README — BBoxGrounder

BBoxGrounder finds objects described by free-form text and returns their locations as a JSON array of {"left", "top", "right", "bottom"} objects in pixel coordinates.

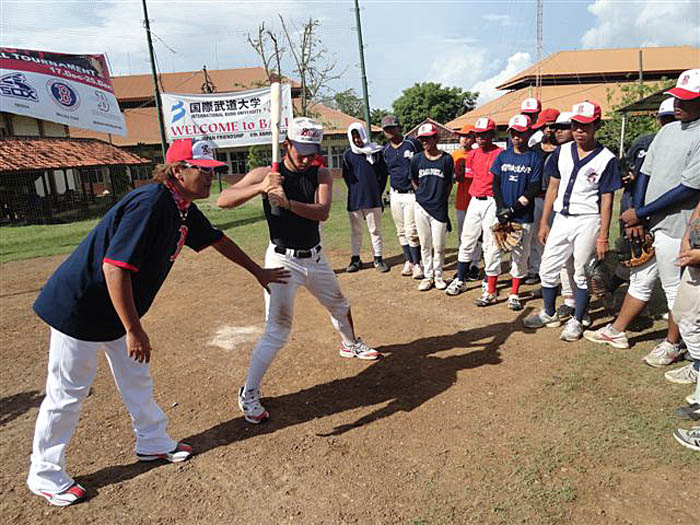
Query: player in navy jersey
[
  {"left": 491, "top": 114, "right": 544, "bottom": 311},
  {"left": 27, "top": 139, "right": 288, "bottom": 507},
  {"left": 411, "top": 123, "right": 454, "bottom": 291},
  {"left": 382, "top": 114, "right": 424, "bottom": 279},
  {"left": 342, "top": 122, "right": 389, "bottom": 273}
]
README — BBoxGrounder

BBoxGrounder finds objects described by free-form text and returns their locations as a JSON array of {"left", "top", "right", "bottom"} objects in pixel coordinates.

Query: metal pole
[
  {"left": 536, "top": 0, "right": 543, "bottom": 98},
  {"left": 638, "top": 49, "right": 644, "bottom": 100},
  {"left": 619, "top": 113, "right": 627, "bottom": 158},
  {"left": 353, "top": 0, "right": 372, "bottom": 136},
  {"left": 141, "top": 0, "right": 168, "bottom": 159}
]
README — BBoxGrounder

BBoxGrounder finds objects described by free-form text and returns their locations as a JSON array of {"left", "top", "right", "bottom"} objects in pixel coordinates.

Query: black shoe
[
  {"left": 524, "top": 272, "right": 540, "bottom": 285},
  {"left": 466, "top": 266, "right": 481, "bottom": 282},
  {"left": 347, "top": 257, "right": 362, "bottom": 273},
  {"left": 675, "top": 403, "right": 700, "bottom": 421},
  {"left": 374, "top": 257, "right": 389, "bottom": 273}
]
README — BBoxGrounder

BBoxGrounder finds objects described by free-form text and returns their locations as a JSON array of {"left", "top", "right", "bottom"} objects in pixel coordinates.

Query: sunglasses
[{"left": 183, "top": 163, "right": 214, "bottom": 174}]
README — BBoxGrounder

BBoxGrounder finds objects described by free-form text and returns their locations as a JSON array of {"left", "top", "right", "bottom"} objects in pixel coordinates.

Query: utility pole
[
  {"left": 141, "top": 0, "right": 168, "bottom": 159},
  {"left": 353, "top": 0, "right": 372, "bottom": 136},
  {"left": 536, "top": 0, "right": 543, "bottom": 98}
]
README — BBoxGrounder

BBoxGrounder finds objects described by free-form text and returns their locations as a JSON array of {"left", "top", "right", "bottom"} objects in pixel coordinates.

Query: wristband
[{"left": 596, "top": 238, "right": 609, "bottom": 244}]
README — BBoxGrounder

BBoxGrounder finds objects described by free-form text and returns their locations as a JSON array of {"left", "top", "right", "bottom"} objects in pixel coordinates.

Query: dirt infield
[{"left": 1, "top": 248, "right": 697, "bottom": 524}]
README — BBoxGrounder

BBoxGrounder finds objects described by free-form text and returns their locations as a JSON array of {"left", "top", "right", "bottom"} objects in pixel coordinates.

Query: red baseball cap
[
  {"left": 665, "top": 69, "right": 700, "bottom": 100},
  {"left": 520, "top": 98, "right": 541, "bottom": 114},
  {"left": 532, "top": 108, "right": 561, "bottom": 129},
  {"left": 571, "top": 101, "right": 602, "bottom": 124},
  {"left": 507, "top": 114, "right": 531, "bottom": 132},
  {"left": 165, "top": 139, "right": 226, "bottom": 168},
  {"left": 417, "top": 122, "right": 439, "bottom": 137},
  {"left": 473, "top": 117, "right": 496, "bottom": 133}
]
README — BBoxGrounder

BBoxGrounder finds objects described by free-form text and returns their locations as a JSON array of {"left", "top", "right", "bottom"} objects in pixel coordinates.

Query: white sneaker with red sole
[
  {"left": 339, "top": 338, "right": 381, "bottom": 360},
  {"left": 137, "top": 442, "right": 193, "bottom": 463},
  {"left": 30, "top": 482, "right": 87, "bottom": 507}
]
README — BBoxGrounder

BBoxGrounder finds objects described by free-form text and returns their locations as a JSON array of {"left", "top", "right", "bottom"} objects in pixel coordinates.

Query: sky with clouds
[{"left": 1, "top": 1, "right": 698, "bottom": 111}]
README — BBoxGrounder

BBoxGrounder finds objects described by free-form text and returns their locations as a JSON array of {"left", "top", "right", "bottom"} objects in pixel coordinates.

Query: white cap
[
  {"left": 507, "top": 114, "right": 531, "bottom": 131},
  {"left": 288, "top": 117, "right": 324, "bottom": 155},
  {"left": 665, "top": 69, "right": 700, "bottom": 100},
  {"left": 553, "top": 111, "right": 573, "bottom": 127},
  {"left": 520, "top": 97, "right": 541, "bottom": 113},
  {"left": 657, "top": 98, "right": 675, "bottom": 117}
]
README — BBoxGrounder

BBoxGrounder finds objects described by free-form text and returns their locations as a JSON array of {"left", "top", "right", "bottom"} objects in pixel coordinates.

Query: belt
[
  {"left": 274, "top": 244, "right": 322, "bottom": 258},
  {"left": 474, "top": 196, "right": 492, "bottom": 200},
  {"left": 392, "top": 188, "right": 414, "bottom": 194}
]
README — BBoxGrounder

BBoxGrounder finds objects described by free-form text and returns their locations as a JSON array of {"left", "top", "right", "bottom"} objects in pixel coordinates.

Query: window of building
[
  {"left": 230, "top": 151, "right": 248, "bottom": 174},
  {"left": 329, "top": 145, "right": 344, "bottom": 169}
]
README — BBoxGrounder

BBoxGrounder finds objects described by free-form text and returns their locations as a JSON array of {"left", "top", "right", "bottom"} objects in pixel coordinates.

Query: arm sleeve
[
  {"left": 376, "top": 153, "right": 389, "bottom": 192},
  {"left": 598, "top": 157, "right": 623, "bottom": 194},
  {"left": 490, "top": 157, "right": 505, "bottom": 209},
  {"left": 410, "top": 154, "right": 420, "bottom": 183},
  {"left": 184, "top": 204, "right": 224, "bottom": 252},
  {"left": 680, "top": 143, "right": 700, "bottom": 190},
  {"left": 103, "top": 198, "right": 159, "bottom": 272},
  {"left": 443, "top": 154, "right": 454, "bottom": 185},
  {"left": 639, "top": 134, "right": 657, "bottom": 177},
  {"left": 545, "top": 147, "right": 561, "bottom": 179},
  {"left": 341, "top": 151, "right": 355, "bottom": 185},
  {"left": 636, "top": 184, "right": 700, "bottom": 219},
  {"left": 632, "top": 173, "right": 650, "bottom": 209}
]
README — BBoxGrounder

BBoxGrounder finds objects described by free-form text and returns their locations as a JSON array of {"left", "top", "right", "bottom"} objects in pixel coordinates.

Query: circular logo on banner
[{"left": 46, "top": 80, "right": 81, "bottom": 111}]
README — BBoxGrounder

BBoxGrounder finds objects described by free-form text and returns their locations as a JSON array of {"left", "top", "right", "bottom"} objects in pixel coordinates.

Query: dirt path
[{"left": 1, "top": 250, "right": 697, "bottom": 524}]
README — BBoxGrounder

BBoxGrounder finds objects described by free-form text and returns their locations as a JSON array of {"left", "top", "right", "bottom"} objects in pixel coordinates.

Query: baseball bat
[{"left": 270, "top": 81, "right": 282, "bottom": 216}]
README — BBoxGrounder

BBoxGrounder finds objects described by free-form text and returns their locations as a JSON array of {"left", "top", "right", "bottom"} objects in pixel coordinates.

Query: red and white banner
[
  {"left": 0, "top": 47, "right": 126, "bottom": 136},
  {"left": 161, "top": 84, "right": 293, "bottom": 147}
]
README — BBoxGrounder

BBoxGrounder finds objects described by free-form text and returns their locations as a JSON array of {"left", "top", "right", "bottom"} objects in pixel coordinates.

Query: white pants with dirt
[
  {"left": 539, "top": 213, "right": 600, "bottom": 289},
  {"left": 414, "top": 203, "right": 447, "bottom": 280},
  {"left": 672, "top": 266, "right": 700, "bottom": 361},
  {"left": 504, "top": 223, "right": 533, "bottom": 279},
  {"left": 456, "top": 208, "right": 483, "bottom": 265},
  {"left": 560, "top": 258, "right": 577, "bottom": 304},
  {"left": 528, "top": 196, "right": 545, "bottom": 274},
  {"left": 349, "top": 207, "right": 383, "bottom": 257},
  {"left": 628, "top": 231, "right": 682, "bottom": 310},
  {"left": 458, "top": 197, "right": 500, "bottom": 277},
  {"left": 27, "top": 329, "right": 176, "bottom": 494},
  {"left": 245, "top": 244, "right": 355, "bottom": 391},
  {"left": 390, "top": 190, "right": 419, "bottom": 247}
]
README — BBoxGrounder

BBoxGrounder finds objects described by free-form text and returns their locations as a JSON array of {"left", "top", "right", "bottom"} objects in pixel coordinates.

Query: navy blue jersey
[
  {"left": 410, "top": 151, "right": 454, "bottom": 223},
  {"left": 625, "top": 133, "right": 655, "bottom": 181},
  {"left": 382, "top": 137, "right": 422, "bottom": 192},
  {"left": 33, "top": 183, "right": 223, "bottom": 341},
  {"left": 342, "top": 150, "right": 387, "bottom": 211},
  {"left": 491, "top": 148, "right": 543, "bottom": 224}
]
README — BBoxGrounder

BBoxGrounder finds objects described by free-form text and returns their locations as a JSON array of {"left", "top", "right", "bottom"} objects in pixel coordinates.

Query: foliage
[
  {"left": 325, "top": 88, "right": 364, "bottom": 119},
  {"left": 370, "top": 107, "right": 391, "bottom": 128},
  {"left": 247, "top": 145, "right": 268, "bottom": 170},
  {"left": 391, "top": 82, "right": 479, "bottom": 132},
  {"left": 596, "top": 79, "right": 675, "bottom": 155}
]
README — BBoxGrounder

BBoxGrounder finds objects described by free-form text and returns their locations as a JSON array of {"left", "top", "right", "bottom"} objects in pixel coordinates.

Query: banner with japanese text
[
  {"left": 161, "top": 84, "right": 293, "bottom": 147},
  {"left": 0, "top": 47, "right": 127, "bottom": 135}
]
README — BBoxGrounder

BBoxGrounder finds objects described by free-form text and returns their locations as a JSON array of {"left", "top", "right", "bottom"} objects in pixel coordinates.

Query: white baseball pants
[
  {"left": 27, "top": 328, "right": 176, "bottom": 493},
  {"left": 414, "top": 203, "right": 447, "bottom": 279},
  {"left": 390, "top": 190, "right": 419, "bottom": 247},
  {"left": 456, "top": 208, "right": 482, "bottom": 264},
  {"left": 539, "top": 213, "right": 600, "bottom": 289},
  {"left": 528, "top": 196, "right": 545, "bottom": 274},
  {"left": 458, "top": 197, "right": 501, "bottom": 277},
  {"left": 245, "top": 244, "right": 355, "bottom": 391},
  {"left": 348, "top": 207, "right": 383, "bottom": 257},
  {"left": 504, "top": 223, "right": 533, "bottom": 279},
  {"left": 672, "top": 266, "right": 700, "bottom": 361},
  {"left": 559, "top": 258, "right": 577, "bottom": 306},
  {"left": 628, "top": 231, "right": 682, "bottom": 310}
]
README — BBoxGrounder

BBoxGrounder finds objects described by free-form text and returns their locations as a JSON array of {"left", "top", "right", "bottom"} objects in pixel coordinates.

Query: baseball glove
[
  {"left": 615, "top": 230, "right": 655, "bottom": 267},
  {"left": 584, "top": 258, "right": 612, "bottom": 297},
  {"left": 491, "top": 221, "right": 523, "bottom": 253}
]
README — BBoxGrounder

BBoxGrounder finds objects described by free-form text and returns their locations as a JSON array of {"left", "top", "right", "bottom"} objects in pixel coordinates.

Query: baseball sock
[
  {"left": 487, "top": 275, "right": 497, "bottom": 294},
  {"left": 409, "top": 245, "right": 422, "bottom": 265},
  {"left": 401, "top": 244, "right": 411, "bottom": 262},
  {"left": 542, "top": 286, "right": 558, "bottom": 316},
  {"left": 573, "top": 285, "right": 590, "bottom": 322},
  {"left": 457, "top": 261, "right": 469, "bottom": 281},
  {"left": 511, "top": 277, "right": 521, "bottom": 295}
]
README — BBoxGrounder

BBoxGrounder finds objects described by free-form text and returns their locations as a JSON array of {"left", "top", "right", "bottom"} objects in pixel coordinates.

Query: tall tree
[
  {"left": 391, "top": 82, "right": 478, "bottom": 132},
  {"left": 325, "top": 88, "right": 364, "bottom": 118}
]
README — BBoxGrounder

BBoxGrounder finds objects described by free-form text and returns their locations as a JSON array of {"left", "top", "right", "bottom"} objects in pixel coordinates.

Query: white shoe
[
  {"left": 686, "top": 392, "right": 698, "bottom": 405},
  {"left": 672, "top": 426, "right": 700, "bottom": 452},
  {"left": 581, "top": 313, "right": 592, "bottom": 328},
  {"left": 339, "top": 337, "right": 381, "bottom": 360},
  {"left": 30, "top": 482, "right": 87, "bottom": 507},
  {"left": 643, "top": 340, "right": 684, "bottom": 368},
  {"left": 238, "top": 387, "right": 270, "bottom": 424},
  {"left": 560, "top": 317, "right": 584, "bottom": 342},
  {"left": 418, "top": 278, "right": 433, "bottom": 291},
  {"left": 507, "top": 294, "right": 523, "bottom": 311},
  {"left": 412, "top": 264, "right": 424, "bottom": 280},
  {"left": 434, "top": 277, "right": 448, "bottom": 290},
  {"left": 665, "top": 363, "right": 699, "bottom": 385},
  {"left": 445, "top": 279, "right": 467, "bottom": 296},
  {"left": 583, "top": 323, "right": 629, "bottom": 349},
  {"left": 401, "top": 261, "right": 413, "bottom": 276},
  {"left": 137, "top": 442, "right": 194, "bottom": 463},
  {"left": 523, "top": 309, "right": 561, "bottom": 328},
  {"left": 474, "top": 291, "right": 497, "bottom": 307}
]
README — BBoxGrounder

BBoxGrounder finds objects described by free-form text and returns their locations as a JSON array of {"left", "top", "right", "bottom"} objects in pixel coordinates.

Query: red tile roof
[{"left": 0, "top": 136, "right": 150, "bottom": 173}]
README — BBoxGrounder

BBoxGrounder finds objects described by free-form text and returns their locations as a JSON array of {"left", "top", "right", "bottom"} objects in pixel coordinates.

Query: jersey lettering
[{"left": 170, "top": 225, "right": 188, "bottom": 261}]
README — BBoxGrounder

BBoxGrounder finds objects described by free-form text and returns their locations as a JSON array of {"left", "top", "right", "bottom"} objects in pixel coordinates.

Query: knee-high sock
[
  {"left": 409, "top": 245, "right": 422, "bottom": 265},
  {"left": 542, "top": 286, "right": 558, "bottom": 316},
  {"left": 457, "top": 261, "right": 470, "bottom": 281},
  {"left": 574, "top": 285, "right": 590, "bottom": 322},
  {"left": 401, "top": 244, "right": 411, "bottom": 262}
]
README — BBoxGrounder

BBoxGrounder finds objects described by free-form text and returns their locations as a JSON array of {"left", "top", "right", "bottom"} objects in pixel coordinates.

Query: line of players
[{"left": 342, "top": 69, "right": 700, "bottom": 441}]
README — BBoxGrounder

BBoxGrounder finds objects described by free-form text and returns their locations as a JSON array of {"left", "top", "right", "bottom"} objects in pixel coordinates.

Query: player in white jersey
[{"left": 524, "top": 101, "right": 622, "bottom": 341}]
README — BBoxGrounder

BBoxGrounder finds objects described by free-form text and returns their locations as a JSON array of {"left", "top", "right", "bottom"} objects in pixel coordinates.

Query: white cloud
[
  {"left": 428, "top": 47, "right": 489, "bottom": 87},
  {"left": 481, "top": 14, "right": 512, "bottom": 26},
  {"left": 581, "top": 0, "right": 700, "bottom": 48},
  {"left": 471, "top": 52, "right": 532, "bottom": 103}
]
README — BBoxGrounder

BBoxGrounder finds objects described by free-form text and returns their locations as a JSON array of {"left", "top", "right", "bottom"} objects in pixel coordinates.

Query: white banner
[
  {"left": 161, "top": 84, "right": 293, "bottom": 147},
  {"left": 0, "top": 47, "right": 127, "bottom": 136}
]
